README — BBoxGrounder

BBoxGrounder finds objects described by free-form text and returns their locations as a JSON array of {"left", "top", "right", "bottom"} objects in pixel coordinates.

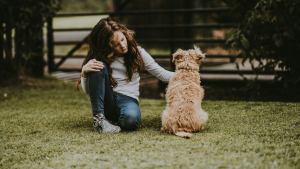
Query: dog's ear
[
  {"left": 194, "top": 45, "right": 205, "bottom": 60},
  {"left": 172, "top": 49, "right": 184, "bottom": 62}
]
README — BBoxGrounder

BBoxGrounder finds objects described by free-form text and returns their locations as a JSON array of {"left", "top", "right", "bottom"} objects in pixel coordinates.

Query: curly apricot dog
[{"left": 161, "top": 46, "right": 208, "bottom": 138}]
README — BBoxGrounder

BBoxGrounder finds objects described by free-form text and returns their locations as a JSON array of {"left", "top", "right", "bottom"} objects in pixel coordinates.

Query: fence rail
[
  {"left": 54, "top": 54, "right": 242, "bottom": 59},
  {"left": 55, "top": 7, "right": 232, "bottom": 17},
  {"left": 56, "top": 68, "right": 284, "bottom": 75},
  {"left": 53, "top": 23, "right": 237, "bottom": 32},
  {"left": 54, "top": 38, "right": 227, "bottom": 45},
  {"left": 48, "top": 5, "right": 273, "bottom": 77}
]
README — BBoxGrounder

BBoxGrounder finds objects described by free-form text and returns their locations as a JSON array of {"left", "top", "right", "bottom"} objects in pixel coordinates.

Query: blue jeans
[{"left": 87, "top": 61, "right": 141, "bottom": 130}]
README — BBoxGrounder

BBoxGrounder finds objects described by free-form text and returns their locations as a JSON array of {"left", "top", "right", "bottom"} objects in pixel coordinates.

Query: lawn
[{"left": 1, "top": 77, "right": 299, "bottom": 169}]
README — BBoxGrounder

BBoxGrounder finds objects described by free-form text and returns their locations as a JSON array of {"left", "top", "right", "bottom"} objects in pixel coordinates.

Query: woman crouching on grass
[{"left": 76, "top": 17, "right": 174, "bottom": 133}]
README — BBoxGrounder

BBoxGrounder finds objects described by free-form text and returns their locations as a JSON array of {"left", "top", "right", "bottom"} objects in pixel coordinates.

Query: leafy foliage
[
  {"left": 0, "top": 0, "right": 60, "bottom": 84},
  {"left": 226, "top": 0, "right": 300, "bottom": 93}
]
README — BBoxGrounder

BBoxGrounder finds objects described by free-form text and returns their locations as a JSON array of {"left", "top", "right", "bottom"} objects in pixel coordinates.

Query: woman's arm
[{"left": 138, "top": 47, "right": 174, "bottom": 83}]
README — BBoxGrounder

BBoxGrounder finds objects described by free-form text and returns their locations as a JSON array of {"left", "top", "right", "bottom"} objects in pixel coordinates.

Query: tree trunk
[
  {"left": 27, "top": 14, "right": 44, "bottom": 77},
  {"left": 0, "top": 6, "right": 17, "bottom": 84},
  {"left": 14, "top": 27, "right": 25, "bottom": 75},
  {"left": 0, "top": 20, "right": 3, "bottom": 61}
]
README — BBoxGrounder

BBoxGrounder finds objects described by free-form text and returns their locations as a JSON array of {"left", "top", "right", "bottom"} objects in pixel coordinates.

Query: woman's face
[{"left": 109, "top": 31, "right": 128, "bottom": 56}]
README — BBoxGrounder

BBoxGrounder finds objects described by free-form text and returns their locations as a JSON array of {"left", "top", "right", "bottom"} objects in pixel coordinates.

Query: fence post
[
  {"left": 170, "top": 0, "right": 175, "bottom": 71},
  {"left": 47, "top": 16, "right": 54, "bottom": 73},
  {"left": 158, "top": 0, "right": 175, "bottom": 98}
]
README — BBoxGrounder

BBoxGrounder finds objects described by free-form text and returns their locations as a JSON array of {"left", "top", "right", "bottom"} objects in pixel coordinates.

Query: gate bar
[{"left": 47, "top": 17, "right": 54, "bottom": 73}]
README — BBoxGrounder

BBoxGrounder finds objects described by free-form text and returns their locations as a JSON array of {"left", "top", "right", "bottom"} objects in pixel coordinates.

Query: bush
[
  {"left": 226, "top": 0, "right": 300, "bottom": 94},
  {"left": 0, "top": 0, "right": 60, "bottom": 84}
]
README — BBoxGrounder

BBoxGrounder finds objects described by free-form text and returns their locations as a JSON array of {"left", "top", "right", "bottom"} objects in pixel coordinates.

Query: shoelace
[{"left": 94, "top": 114, "right": 106, "bottom": 124}]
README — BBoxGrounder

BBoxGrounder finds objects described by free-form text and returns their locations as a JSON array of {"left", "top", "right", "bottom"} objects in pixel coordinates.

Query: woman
[{"left": 77, "top": 17, "right": 174, "bottom": 133}]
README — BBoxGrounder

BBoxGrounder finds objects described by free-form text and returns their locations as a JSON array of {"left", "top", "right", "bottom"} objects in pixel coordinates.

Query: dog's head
[{"left": 172, "top": 45, "right": 205, "bottom": 71}]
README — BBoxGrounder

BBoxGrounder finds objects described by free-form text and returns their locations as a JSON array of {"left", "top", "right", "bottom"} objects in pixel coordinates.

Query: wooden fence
[{"left": 47, "top": 5, "right": 280, "bottom": 76}]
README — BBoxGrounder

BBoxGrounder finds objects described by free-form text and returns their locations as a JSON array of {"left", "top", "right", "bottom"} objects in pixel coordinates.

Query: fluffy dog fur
[{"left": 161, "top": 46, "right": 208, "bottom": 138}]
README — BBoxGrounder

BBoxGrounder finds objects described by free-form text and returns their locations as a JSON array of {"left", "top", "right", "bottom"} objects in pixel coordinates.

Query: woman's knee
[
  {"left": 88, "top": 61, "right": 108, "bottom": 77},
  {"left": 119, "top": 110, "right": 141, "bottom": 130}
]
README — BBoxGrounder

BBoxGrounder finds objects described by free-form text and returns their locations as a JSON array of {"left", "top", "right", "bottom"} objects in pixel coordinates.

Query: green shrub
[
  {"left": 0, "top": 0, "right": 61, "bottom": 83},
  {"left": 226, "top": 0, "right": 300, "bottom": 93}
]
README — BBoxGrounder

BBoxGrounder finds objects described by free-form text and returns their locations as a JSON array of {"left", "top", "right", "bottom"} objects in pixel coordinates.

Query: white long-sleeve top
[{"left": 81, "top": 46, "right": 174, "bottom": 100}]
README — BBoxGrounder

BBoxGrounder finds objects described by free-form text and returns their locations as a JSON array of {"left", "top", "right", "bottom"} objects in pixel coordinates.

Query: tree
[
  {"left": 226, "top": 0, "right": 300, "bottom": 93},
  {"left": 0, "top": 0, "right": 60, "bottom": 85}
]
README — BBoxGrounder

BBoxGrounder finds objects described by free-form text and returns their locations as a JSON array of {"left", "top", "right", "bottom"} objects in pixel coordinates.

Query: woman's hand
[{"left": 82, "top": 59, "right": 105, "bottom": 78}]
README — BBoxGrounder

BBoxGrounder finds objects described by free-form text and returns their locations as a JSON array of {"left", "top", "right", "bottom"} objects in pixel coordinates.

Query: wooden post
[
  {"left": 47, "top": 17, "right": 54, "bottom": 73},
  {"left": 158, "top": 0, "right": 175, "bottom": 99},
  {"left": 200, "top": 0, "right": 207, "bottom": 38},
  {"left": 184, "top": 0, "right": 194, "bottom": 49},
  {"left": 170, "top": 0, "right": 175, "bottom": 71}
]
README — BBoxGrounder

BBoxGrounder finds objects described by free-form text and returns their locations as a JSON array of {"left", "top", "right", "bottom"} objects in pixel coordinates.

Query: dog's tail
[{"left": 175, "top": 132, "right": 192, "bottom": 138}]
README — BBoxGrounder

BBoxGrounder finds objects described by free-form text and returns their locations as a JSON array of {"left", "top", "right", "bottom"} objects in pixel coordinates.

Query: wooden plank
[
  {"left": 55, "top": 8, "right": 233, "bottom": 17},
  {"left": 53, "top": 23, "right": 237, "bottom": 32},
  {"left": 57, "top": 68, "right": 285, "bottom": 75},
  {"left": 54, "top": 54, "right": 243, "bottom": 59},
  {"left": 199, "top": 70, "right": 283, "bottom": 75},
  {"left": 54, "top": 38, "right": 227, "bottom": 45},
  {"left": 129, "top": 23, "right": 237, "bottom": 29}
]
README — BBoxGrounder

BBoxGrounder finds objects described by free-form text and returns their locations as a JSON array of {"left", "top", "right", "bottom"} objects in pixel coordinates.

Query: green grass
[{"left": 1, "top": 77, "right": 300, "bottom": 169}]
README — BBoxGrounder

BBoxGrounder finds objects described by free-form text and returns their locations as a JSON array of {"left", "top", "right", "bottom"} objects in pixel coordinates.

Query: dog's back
[
  {"left": 162, "top": 70, "right": 205, "bottom": 133},
  {"left": 161, "top": 46, "right": 208, "bottom": 138}
]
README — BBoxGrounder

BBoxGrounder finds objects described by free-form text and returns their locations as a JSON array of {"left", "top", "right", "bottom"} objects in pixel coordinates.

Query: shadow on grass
[
  {"left": 139, "top": 116, "right": 161, "bottom": 131},
  {"left": 56, "top": 114, "right": 163, "bottom": 133},
  {"left": 138, "top": 115, "right": 212, "bottom": 136},
  {"left": 56, "top": 117, "right": 93, "bottom": 132}
]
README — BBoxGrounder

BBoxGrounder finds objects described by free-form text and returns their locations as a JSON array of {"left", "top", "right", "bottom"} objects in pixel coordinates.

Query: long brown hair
[{"left": 76, "top": 17, "right": 145, "bottom": 90}]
